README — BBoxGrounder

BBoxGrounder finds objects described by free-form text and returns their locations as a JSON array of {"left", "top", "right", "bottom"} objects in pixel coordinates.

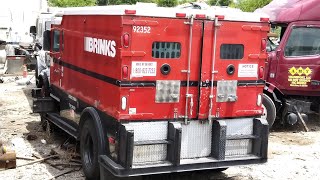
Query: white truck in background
[
  {"left": 0, "top": 0, "right": 49, "bottom": 73},
  {"left": 30, "top": 8, "right": 63, "bottom": 85},
  {"left": 0, "top": 8, "right": 12, "bottom": 64}
]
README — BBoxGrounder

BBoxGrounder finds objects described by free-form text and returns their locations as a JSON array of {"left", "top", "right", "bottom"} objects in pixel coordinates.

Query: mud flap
[
  {"left": 33, "top": 97, "right": 56, "bottom": 113},
  {"left": 253, "top": 118, "right": 269, "bottom": 159}
]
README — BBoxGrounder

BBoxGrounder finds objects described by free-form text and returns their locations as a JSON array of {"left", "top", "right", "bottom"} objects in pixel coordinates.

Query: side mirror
[
  {"left": 43, "top": 30, "right": 51, "bottom": 51},
  {"left": 30, "top": 26, "right": 36, "bottom": 34}
]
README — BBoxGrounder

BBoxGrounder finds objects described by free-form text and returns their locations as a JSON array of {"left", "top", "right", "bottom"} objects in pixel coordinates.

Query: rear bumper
[
  {"left": 99, "top": 155, "right": 267, "bottom": 177},
  {"left": 99, "top": 118, "right": 269, "bottom": 177}
]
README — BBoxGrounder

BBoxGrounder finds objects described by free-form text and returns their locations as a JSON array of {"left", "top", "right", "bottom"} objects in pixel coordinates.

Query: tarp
[{"left": 255, "top": 0, "right": 320, "bottom": 23}]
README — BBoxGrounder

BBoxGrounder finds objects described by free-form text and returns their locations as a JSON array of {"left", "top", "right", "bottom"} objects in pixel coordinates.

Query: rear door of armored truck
[
  {"left": 199, "top": 18, "right": 269, "bottom": 119},
  {"left": 120, "top": 15, "right": 269, "bottom": 120},
  {"left": 120, "top": 15, "right": 203, "bottom": 121}
]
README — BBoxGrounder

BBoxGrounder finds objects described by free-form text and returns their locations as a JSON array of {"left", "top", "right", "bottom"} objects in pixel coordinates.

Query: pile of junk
[{"left": 0, "top": 36, "right": 39, "bottom": 75}]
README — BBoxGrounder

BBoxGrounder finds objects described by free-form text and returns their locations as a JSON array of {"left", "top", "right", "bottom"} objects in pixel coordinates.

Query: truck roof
[
  {"left": 256, "top": 0, "right": 320, "bottom": 23},
  {"left": 57, "top": 3, "right": 268, "bottom": 23}
]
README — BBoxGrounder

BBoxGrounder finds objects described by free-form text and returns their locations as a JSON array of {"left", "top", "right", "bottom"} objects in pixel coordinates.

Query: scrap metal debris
[{"left": 0, "top": 144, "right": 16, "bottom": 170}]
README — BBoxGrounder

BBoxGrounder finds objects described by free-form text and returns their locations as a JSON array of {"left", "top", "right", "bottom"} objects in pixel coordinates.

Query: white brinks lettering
[{"left": 84, "top": 37, "right": 116, "bottom": 58}]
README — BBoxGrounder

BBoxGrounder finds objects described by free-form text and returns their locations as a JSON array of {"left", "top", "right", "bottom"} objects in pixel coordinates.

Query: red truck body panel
[
  {"left": 50, "top": 13, "right": 269, "bottom": 121},
  {"left": 34, "top": 6, "right": 271, "bottom": 178}
]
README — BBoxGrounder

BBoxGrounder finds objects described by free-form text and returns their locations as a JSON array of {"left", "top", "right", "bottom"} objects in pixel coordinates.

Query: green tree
[
  {"left": 235, "top": 0, "right": 272, "bottom": 12},
  {"left": 208, "top": 0, "right": 231, "bottom": 6},
  {"left": 157, "top": 0, "right": 178, "bottom": 7},
  {"left": 179, "top": 0, "right": 196, "bottom": 5},
  {"left": 49, "top": 0, "right": 96, "bottom": 7},
  {"left": 97, "top": 0, "right": 156, "bottom": 5},
  {"left": 97, "top": 0, "right": 107, "bottom": 5}
]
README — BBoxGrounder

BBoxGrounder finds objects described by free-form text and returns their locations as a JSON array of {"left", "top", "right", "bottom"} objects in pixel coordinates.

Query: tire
[
  {"left": 261, "top": 94, "right": 276, "bottom": 128},
  {"left": 80, "top": 119, "right": 100, "bottom": 180}
]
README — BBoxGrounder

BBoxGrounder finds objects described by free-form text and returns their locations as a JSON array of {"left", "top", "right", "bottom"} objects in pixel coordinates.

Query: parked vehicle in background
[
  {"left": 257, "top": 0, "right": 320, "bottom": 127},
  {"left": 30, "top": 8, "right": 64, "bottom": 85},
  {"left": 32, "top": 4, "right": 270, "bottom": 179},
  {"left": 30, "top": 12, "right": 54, "bottom": 85}
]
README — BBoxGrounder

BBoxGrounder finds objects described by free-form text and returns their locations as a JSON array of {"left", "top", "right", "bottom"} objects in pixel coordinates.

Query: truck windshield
[{"left": 284, "top": 27, "right": 320, "bottom": 57}]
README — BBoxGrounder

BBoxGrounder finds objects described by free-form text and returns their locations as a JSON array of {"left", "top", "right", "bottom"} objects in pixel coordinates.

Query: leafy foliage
[
  {"left": 49, "top": 0, "right": 96, "bottom": 7},
  {"left": 157, "top": 0, "right": 178, "bottom": 7},
  {"left": 50, "top": 0, "right": 271, "bottom": 12},
  {"left": 50, "top": 0, "right": 204, "bottom": 7},
  {"left": 208, "top": 0, "right": 231, "bottom": 6},
  {"left": 97, "top": 0, "right": 156, "bottom": 5},
  {"left": 179, "top": 0, "right": 196, "bottom": 4},
  {"left": 235, "top": 0, "right": 272, "bottom": 12}
]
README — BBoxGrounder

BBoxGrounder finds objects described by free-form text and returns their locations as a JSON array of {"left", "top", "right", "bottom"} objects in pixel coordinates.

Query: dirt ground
[{"left": 0, "top": 74, "right": 320, "bottom": 180}]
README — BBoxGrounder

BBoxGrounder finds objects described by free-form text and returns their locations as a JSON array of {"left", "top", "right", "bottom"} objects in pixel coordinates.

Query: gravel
[{"left": 0, "top": 75, "right": 319, "bottom": 180}]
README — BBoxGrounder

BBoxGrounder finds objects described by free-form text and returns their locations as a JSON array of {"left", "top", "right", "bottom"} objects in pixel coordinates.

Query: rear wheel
[
  {"left": 80, "top": 119, "right": 100, "bottom": 180},
  {"left": 261, "top": 94, "right": 276, "bottom": 128}
]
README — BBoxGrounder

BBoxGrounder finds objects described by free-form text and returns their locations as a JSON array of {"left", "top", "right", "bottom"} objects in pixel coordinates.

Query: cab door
[
  {"left": 274, "top": 22, "right": 320, "bottom": 96},
  {"left": 198, "top": 19, "right": 268, "bottom": 119}
]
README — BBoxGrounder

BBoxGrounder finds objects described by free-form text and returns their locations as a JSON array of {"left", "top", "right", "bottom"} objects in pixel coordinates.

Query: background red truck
[
  {"left": 257, "top": 0, "right": 320, "bottom": 127},
  {"left": 32, "top": 4, "right": 270, "bottom": 179}
]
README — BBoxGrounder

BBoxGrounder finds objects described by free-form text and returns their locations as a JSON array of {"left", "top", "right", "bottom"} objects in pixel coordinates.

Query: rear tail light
[
  {"left": 122, "top": 33, "right": 130, "bottom": 48},
  {"left": 121, "top": 96, "right": 127, "bottom": 110},
  {"left": 257, "top": 94, "right": 262, "bottom": 106},
  {"left": 108, "top": 136, "right": 118, "bottom": 159},
  {"left": 196, "top": 14, "right": 206, "bottom": 19},
  {"left": 176, "top": 13, "right": 186, "bottom": 18},
  {"left": 258, "top": 66, "right": 264, "bottom": 79},
  {"left": 215, "top": 15, "right": 225, "bottom": 20},
  {"left": 122, "top": 66, "right": 128, "bottom": 79},
  {"left": 261, "top": 38, "right": 267, "bottom": 52},
  {"left": 125, "top": 9, "right": 136, "bottom": 15},
  {"left": 260, "top": 17, "right": 269, "bottom": 22},
  {"left": 108, "top": 137, "right": 116, "bottom": 144}
]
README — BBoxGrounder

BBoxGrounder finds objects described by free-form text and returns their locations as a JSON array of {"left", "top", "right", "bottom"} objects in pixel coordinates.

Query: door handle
[
  {"left": 190, "top": 95, "right": 193, "bottom": 116},
  {"left": 311, "top": 80, "right": 320, "bottom": 86},
  {"left": 276, "top": 49, "right": 281, "bottom": 60},
  {"left": 186, "top": 94, "right": 194, "bottom": 116}
]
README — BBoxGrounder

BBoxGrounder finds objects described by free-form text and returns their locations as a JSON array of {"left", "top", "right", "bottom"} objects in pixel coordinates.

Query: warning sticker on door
[
  {"left": 131, "top": 61, "right": 157, "bottom": 77},
  {"left": 238, "top": 64, "right": 258, "bottom": 78}
]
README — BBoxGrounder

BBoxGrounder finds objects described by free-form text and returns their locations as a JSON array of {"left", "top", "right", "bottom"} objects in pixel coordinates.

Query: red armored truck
[{"left": 33, "top": 4, "right": 270, "bottom": 179}]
